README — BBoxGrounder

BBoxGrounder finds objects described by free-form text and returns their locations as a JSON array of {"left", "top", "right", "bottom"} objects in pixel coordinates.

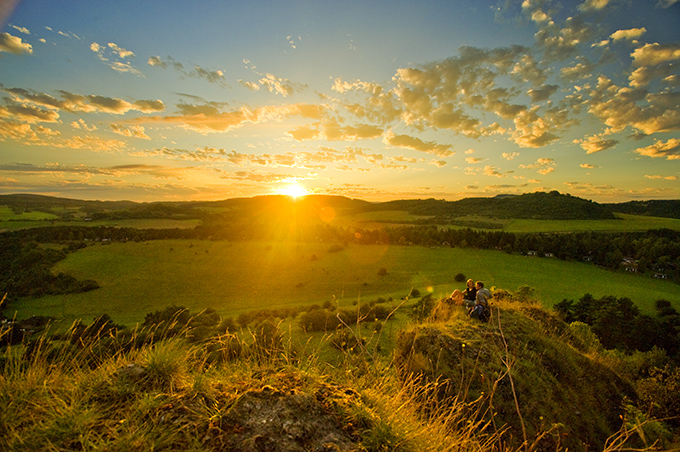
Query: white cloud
[{"left": 0, "top": 32, "right": 32, "bottom": 55}]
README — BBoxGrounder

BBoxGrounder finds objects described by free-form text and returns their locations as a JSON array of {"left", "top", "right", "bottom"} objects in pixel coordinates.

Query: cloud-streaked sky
[{"left": 1, "top": 0, "right": 679, "bottom": 202}]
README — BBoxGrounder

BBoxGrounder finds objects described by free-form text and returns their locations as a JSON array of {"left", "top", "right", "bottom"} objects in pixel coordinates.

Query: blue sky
[{"left": 0, "top": 0, "right": 679, "bottom": 202}]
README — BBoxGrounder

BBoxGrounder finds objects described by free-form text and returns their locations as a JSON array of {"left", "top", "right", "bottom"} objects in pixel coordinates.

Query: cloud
[
  {"left": 634, "top": 138, "right": 680, "bottom": 160},
  {"left": 632, "top": 43, "right": 680, "bottom": 67},
  {"left": 645, "top": 174, "right": 678, "bottom": 180},
  {"left": 577, "top": 0, "right": 611, "bottom": 12},
  {"left": 502, "top": 152, "right": 519, "bottom": 160},
  {"left": 256, "top": 73, "right": 304, "bottom": 96},
  {"left": 147, "top": 55, "right": 184, "bottom": 71},
  {"left": 560, "top": 61, "right": 594, "bottom": 81},
  {"left": 110, "top": 124, "right": 150, "bottom": 139},
  {"left": 0, "top": 32, "right": 32, "bottom": 55},
  {"left": 10, "top": 25, "right": 30, "bottom": 35},
  {"left": 527, "top": 84, "right": 559, "bottom": 102},
  {"left": 519, "top": 157, "right": 556, "bottom": 175},
  {"left": 465, "top": 157, "right": 483, "bottom": 164},
  {"left": 287, "top": 118, "right": 383, "bottom": 142},
  {"left": 382, "top": 131, "right": 453, "bottom": 157},
  {"left": 588, "top": 77, "right": 680, "bottom": 135},
  {"left": 240, "top": 80, "right": 260, "bottom": 91},
  {"left": 629, "top": 63, "right": 679, "bottom": 87},
  {"left": 511, "top": 107, "right": 560, "bottom": 147},
  {"left": 229, "top": 170, "right": 297, "bottom": 184},
  {"left": 574, "top": 134, "right": 619, "bottom": 153},
  {"left": 107, "top": 42, "right": 134, "bottom": 58},
  {"left": 580, "top": 163, "right": 598, "bottom": 168},
  {"left": 189, "top": 65, "right": 228, "bottom": 87},
  {"left": 3, "top": 88, "right": 165, "bottom": 119},
  {"left": 71, "top": 119, "right": 97, "bottom": 131},
  {"left": 534, "top": 15, "right": 597, "bottom": 61},
  {"left": 132, "top": 102, "right": 368, "bottom": 144},
  {"left": 0, "top": 102, "right": 60, "bottom": 123},
  {"left": 483, "top": 165, "right": 506, "bottom": 178},
  {"left": 91, "top": 41, "right": 142, "bottom": 76},
  {"left": 0, "top": 162, "right": 190, "bottom": 180},
  {"left": 610, "top": 28, "right": 646, "bottom": 42}
]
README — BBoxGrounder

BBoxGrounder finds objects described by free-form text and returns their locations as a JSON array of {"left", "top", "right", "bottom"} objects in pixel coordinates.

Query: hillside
[
  {"left": 605, "top": 200, "right": 680, "bottom": 219},
  {"left": 355, "top": 191, "right": 617, "bottom": 220},
  {"left": 1, "top": 295, "right": 676, "bottom": 451},
  {"left": 1, "top": 191, "right": 623, "bottom": 222},
  {"left": 0, "top": 193, "right": 138, "bottom": 212}
]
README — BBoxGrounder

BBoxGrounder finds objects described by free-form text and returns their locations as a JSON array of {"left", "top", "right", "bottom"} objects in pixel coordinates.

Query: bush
[
  {"left": 454, "top": 273, "right": 466, "bottom": 282},
  {"left": 330, "top": 329, "right": 365, "bottom": 352},
  {"left": 409, "top": 294, "right": 434, "bottom": 323},
  {"left": 299, "top": 309, "right": 340, "bottom": 332},
  {"left": 637, "top": 364, "right": 680, "bottom": 427}
]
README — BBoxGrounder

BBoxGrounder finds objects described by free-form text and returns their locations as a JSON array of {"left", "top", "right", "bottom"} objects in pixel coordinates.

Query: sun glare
[{"left": 280, "top": 183, "right": 308, "bottom": 199}]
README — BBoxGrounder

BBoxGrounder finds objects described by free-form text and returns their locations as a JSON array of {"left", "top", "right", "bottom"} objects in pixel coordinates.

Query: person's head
[
  {"left": 467, "top": 279, "right": 474, "bottom": 288},
  {"left": 476, "top": 281, "right": 484, "bottom": 289}
]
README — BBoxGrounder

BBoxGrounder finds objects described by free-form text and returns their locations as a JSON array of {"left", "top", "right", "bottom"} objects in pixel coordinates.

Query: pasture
[{"left": 8, "top": 239, "right": 679, "bottom": 328}]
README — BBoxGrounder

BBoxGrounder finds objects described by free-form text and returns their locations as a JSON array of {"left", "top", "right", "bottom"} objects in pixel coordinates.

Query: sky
[{"left": 0, "top": 0, "right": 679, "bottom": 203}]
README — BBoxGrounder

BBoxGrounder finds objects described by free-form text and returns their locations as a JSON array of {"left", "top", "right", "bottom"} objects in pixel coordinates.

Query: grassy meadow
[{"left": 8, "top": 239, "right": 679, "bottom": 328}]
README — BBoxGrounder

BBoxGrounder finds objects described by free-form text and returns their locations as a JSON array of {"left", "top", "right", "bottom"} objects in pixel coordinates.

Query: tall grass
[{"left": 1, "top": 296, "right": 670, "bottom": 452}]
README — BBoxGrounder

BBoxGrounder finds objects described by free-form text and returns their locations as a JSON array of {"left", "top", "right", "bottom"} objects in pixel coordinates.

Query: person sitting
[
  {"left": 449, "top": 289, "right": 464, "bottom": 306},
  {"left": 463, "top": 279, "right": 477, "bottom": 311},
  {"left": 471, "top": 281, "right": 492, "bottom": 322}
]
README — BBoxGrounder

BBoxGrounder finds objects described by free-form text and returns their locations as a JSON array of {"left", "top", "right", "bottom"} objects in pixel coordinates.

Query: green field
[
  {"left": 8, "top": 239, "right": 679, "bottom": 328},
  {"left": 0, "top": 218, "right": 201, "bottom": 231},
  {"left": 503, "top": 213, "right": 680, "bottom": 233}
]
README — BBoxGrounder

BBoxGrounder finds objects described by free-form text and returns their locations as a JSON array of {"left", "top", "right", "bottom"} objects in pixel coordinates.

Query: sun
[{"left": 279, "top": 183, "right": 308, "bottom": 199}]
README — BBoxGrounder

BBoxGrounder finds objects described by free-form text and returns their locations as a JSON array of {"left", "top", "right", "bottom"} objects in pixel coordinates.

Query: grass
[
  {"left": 1, "top": 295, "right": 669, "bottom": 451},
  {"left": 327, "top": 209, "right": 680, "bottom": 233},
  {"left": 0, "top": 218, "right": 201, "bottom": 231},
  {"left": 0, "top": 206, "right": 59, "bottom": 221},
  {"left": 0, "top": 320, "right": 513, "bottom": 452},
  {"left": 504, "top": 213, "right": 680, "bottom": 233},
  {"left": 7, "top": 239, "right": 679, "bottom": 329}
]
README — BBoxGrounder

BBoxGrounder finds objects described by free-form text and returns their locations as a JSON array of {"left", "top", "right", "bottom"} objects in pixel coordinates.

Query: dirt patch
[{"left": 212, "top": 385, "right": 361, "bottom": 452}]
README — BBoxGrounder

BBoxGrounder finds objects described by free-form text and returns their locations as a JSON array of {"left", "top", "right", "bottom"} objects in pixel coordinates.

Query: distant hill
[
  {"left": 6, "top": 192, "right": 680, "bottom": 222},
  {"left": 605, "top": 200, "right": 680, "bottom": 219},
  {"left": 0, "top": 194, "right": 138, "bottom": 212},
  {"left": 357, "top": 191, "right": 617, "bottom": 220}
]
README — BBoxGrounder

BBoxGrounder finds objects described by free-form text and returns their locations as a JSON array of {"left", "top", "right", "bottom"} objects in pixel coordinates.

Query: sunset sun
[{"left": 280, "top": 183, "right": 308, "bottom": 199}]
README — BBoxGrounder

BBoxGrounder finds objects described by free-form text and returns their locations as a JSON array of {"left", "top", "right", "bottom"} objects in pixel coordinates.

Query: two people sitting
[{"left": 450, "top": 279, "right": 491, "bottom": 322}]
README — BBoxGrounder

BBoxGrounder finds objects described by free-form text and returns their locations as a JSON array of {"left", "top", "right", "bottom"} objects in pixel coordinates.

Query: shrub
[
  {"left": 409, "top": 294, "right": 434, "bottom": 323},
  {"left": 330, "top": 329, "right": 365, "bottom": 352},
  {"left": 454, "top": 273, "right": 466, "bottom": 282},
  {"left": 299, "top": 309, "right": 340, "bottom": 332},
  {"left": 637, "top": 364, "right": 680, "bottom": 427}
]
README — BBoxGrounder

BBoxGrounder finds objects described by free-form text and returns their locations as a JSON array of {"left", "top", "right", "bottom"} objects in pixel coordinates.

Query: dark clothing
[{"left": 463, "top": 287, "right": 477, "bottom": 309}]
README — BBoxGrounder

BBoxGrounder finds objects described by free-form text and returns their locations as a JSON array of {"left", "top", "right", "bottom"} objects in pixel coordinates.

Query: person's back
[{"left": 472, "top": 281, "right": 491, "bottom": 321}]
